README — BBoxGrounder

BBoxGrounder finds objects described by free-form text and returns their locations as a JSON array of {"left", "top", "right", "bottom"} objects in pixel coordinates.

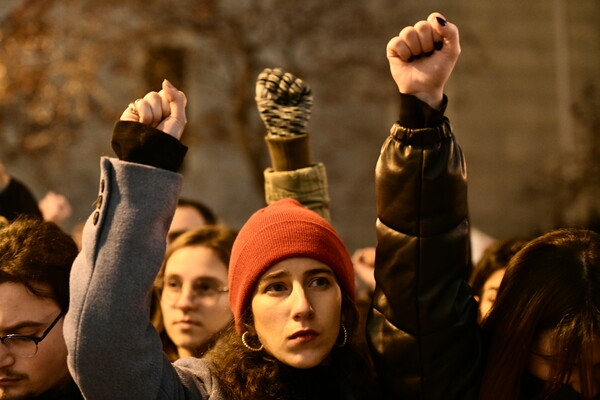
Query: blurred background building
[{"left": 0, "top": 0, "right": 598, "bottom": 252}]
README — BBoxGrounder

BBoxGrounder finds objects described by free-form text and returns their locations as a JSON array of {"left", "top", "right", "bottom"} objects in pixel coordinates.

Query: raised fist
[{"left": 255, "top": 67, "right": 313, "bottom": 136}]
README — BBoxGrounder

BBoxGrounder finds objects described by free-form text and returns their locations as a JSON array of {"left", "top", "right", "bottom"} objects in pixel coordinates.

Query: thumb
[{"left": 159, "top": 79, "right": 187, "bottom": 140}]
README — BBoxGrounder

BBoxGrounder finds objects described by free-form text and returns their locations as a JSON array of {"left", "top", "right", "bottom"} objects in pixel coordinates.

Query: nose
[
  {"left": 568, "top": 369, "right": 599, "bottom": 397},
  {"left": 0, "top": 342, "right": 16, "bottom": 368},
  {"left": 290, "top": 284, "right": 314, "bottom": 320},
  {"left": 174, "top": 286, "right": 196, "bottom": 312}
]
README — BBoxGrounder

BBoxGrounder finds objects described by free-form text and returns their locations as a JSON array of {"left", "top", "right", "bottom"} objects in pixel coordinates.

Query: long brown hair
[
  {"left": 480, "top": 228, "right": 600, "bottom": 399},
  {"left": 204, "top": 291, "right": 378, "bottom": 400}
]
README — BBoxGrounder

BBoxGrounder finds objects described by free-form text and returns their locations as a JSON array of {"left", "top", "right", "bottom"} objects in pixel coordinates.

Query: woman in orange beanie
[
  {"left": 65, "top": 12, "right": 480, "bottom": 400},
  {"left": 203, "top": 197, "right": 376, "bottom": 399}
]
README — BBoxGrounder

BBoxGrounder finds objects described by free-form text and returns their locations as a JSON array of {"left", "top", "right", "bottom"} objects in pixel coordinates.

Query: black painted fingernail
[
  {"left": 407, "top": 55, "right": 414, "bottom": 63},
  {"left": 423, "top": 50, "right": 434, "bottom": 57},
  {"left": 434, "top": 41, "right": 444, "bottom": 51},
  {"left": 436, "top": 17, "right": 447, "bottom": 26}
]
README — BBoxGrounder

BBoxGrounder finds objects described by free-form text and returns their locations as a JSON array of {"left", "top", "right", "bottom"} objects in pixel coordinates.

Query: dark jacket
[
  {"left": 367, "top": 95, "right": 482, "bottom": 399},
  {"left": 66, "top": 96, "right": 482, "bottom": 399},
  {"left": 0, "top": 176, "right": 42, "bottom": 221},
  {"left": 36, "top": 381, "right": 83, "bottom": 399}
]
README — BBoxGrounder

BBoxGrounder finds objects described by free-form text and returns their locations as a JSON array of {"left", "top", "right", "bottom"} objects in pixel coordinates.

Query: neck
[{"left": 177, "top": 347, "right": 194, "bottom": 358}]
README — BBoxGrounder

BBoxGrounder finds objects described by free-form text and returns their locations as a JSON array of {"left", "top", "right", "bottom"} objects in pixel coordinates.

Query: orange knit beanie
[{"left": 228, "top": 198, "right": 355, "bottom": 334}]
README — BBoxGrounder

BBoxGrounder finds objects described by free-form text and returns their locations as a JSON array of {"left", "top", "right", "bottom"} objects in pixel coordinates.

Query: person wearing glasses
[
  {"left": 0, "top": 217, "right": 81, "bottom": 399},
  {"left": 64, "top": 13, "right": 484, "bottom": 399},
  {"left": 152, "top": 225, "right": 237, "bottom": 361}
]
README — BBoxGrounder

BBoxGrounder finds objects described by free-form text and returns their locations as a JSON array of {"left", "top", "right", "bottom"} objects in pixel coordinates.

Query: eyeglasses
[
  {"left": 0, "top": 311, "right": 64, "bottom": 358},
  {"left": 163, "top": 278, "right": 229, "bottom": 306}
]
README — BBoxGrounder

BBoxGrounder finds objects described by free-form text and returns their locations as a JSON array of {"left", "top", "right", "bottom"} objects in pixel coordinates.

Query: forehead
[
  {"left": 169, "top": 205, "right": 206, "bottom": 233},
  {"left": 483, "top": 268, "right": 506, "bottom": 291},
  {"left": 0, "top": 281, "right": 59, "bottom": 326},
  {"left": 261, "top": 257, "right": 334, "bottom": 279},
  {"left": 165, "top": 245, "right": 228, "bottom": 281}
]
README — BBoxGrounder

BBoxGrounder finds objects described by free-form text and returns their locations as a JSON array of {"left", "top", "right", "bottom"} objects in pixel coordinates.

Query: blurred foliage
[
  {"left": 0, "top": 0, "right": 596, "bottom": 240},
  {"left": 0, "top": 0, "right": 395, "bottom": 185}
]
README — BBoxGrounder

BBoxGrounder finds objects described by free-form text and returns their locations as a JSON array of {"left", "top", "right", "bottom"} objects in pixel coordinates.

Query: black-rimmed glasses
[{"left": 0, "top": 311, "right": 64, "bottom": 358}]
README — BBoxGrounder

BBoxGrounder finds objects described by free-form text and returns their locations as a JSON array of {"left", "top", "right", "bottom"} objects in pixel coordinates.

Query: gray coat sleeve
[{"left": 64, "top": 157, "right": 210, "bottom": 399}]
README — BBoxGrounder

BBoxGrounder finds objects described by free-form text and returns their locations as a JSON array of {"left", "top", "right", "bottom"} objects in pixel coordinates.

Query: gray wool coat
[
  {"left": 64, "top": 101, "right": 481, "bottom": 399},
  {"left": 63, "top": 157, "right": 330, "bottom": 399},
  {"left": 64, "top": 157, "right": 225, "bottom": 399}
]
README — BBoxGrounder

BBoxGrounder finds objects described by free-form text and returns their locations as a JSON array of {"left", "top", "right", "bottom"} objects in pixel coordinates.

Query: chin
[
  {"left": 176, "top": 337, "right": 205, "bottom": 349},
  {"left": 282, "top": 351, "right": 329, "bottom": 369}
]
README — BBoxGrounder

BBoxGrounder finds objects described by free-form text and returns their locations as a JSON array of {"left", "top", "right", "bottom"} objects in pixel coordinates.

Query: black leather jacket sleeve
[{"left": 367, "top": 98, "right": 482, "bottom": 399}]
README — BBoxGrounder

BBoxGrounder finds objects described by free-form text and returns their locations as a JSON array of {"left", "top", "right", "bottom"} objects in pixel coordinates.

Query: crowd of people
[{"left": 1, "top": 11, "right": 599, "bottom": 400}]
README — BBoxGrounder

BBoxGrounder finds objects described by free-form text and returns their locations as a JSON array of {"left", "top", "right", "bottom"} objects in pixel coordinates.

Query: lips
[
  {"left": 288, "top": 329, "right": 319, "bottom": 343},
  {"left": 0, "top": 376, "right": 23, "bottom": 386},
  {"left": 175, "top": 319, "right": 201, "bottom": 327}
]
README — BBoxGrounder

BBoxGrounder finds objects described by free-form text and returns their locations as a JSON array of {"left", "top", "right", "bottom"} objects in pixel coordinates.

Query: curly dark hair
[
  {"left": 204, "top": 292, "right": 379, "bottom": 400},
  {"left": 0, "top": 217, "right": 78, "bottom": 311}
]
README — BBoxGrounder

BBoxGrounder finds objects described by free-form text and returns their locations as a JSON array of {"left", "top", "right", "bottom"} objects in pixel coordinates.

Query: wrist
[
  {"left": 265, "top": 134, "right": 311, "bottom": 171},
  {"left": 403, "top": 90, "right": 444, "bottom": 110},
  {"left": 398, "top": 93, "right": 447, "bottom": 129}
]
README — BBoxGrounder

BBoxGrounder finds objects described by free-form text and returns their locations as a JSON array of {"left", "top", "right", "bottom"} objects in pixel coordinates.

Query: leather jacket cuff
[{"left": 390, "top": 118, "right": 452, "bottom": 147}]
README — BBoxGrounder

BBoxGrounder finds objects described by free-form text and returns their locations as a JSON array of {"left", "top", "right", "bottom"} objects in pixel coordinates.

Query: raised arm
[
  {"left": 256, "top": 67, "right": 331, "bottom": 220},
  {"left": 367, "top": 12, "right": 481, "bottom": 399},
  {"left": 64, "top": 81, "right": 209, "bottom": 398}
]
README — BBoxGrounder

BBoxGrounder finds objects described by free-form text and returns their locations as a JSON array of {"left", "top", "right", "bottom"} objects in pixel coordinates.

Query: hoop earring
[
  {"left": 242, "top": 331, "right": 263, "bottom": 352},
  {"left": 336, "top": 323, "right": 347, "bottom": 347}
]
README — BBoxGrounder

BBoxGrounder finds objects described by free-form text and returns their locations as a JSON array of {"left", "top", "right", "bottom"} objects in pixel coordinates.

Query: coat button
[
  {"left": 93, "top": 211, "right": 99, "bottom": 225},
  {"left": 96, "top": 195, "right": 103, "bottom": 209},
  {"left": 100, "top": 179, "right": 105, "bottom": 193}
]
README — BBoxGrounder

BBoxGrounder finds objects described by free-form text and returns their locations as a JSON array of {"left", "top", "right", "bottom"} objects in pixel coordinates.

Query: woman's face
[
  {"left": 160, "top": 245, "right": 232, "bottom": 357},
  {"left": 528, "top": 329, "right": 600, "bottom": 397},
  {"left": 478, "top": 268, "right": 506, "bottom": 322},
  {"left": 251, "top": 257, "right": 343, "bottom": 369}
]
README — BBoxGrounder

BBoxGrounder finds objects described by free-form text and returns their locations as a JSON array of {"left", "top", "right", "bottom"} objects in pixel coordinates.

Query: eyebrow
[
  {"left": 1, "top": 320, "right": 46, "bottom": 334},
  {"left": 260, "top": 270, "right": 290, "bottom": 282},
  {"left": 305, "top": 268, "right": 335, "bottom": 278},
  {"left": 260, "top": 267, "right": 335, "bottom": 282},
  {"left": 165, "top": 274, "right": 225, "bottom": 283}
]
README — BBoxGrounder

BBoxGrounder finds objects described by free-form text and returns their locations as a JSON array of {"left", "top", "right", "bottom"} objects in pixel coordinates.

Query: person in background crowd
[
  {"left": 64, "top": 13, "right": 481, "bottom": 399},
  {"left": 469, "top": 237, "right": 526, "bottom": 322},
  {"left": 153, "top": 225, "right": 237, "bottom": 361},
  {"left": 0, "top": 160, "right": 73, "bottom": 229},
  {"left": 0, "top": 217, "right": 82, "bottom": 399},
  {"left": 38, "top": 190, "right": 72, "bottom": 227},
  {"left": 0, "top": 160, "right": 42, "bottom": 221},
  {"left": 480, "top": 229, "right": 600, "bottom": 399},
  {"left": 168, "top": 198, "right": 218, "bottom": 246}
]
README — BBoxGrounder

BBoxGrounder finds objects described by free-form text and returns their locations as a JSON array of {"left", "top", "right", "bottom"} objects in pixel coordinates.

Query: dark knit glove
[{"left": 255, "top": 67, "right": 313, "bottom": 136}]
